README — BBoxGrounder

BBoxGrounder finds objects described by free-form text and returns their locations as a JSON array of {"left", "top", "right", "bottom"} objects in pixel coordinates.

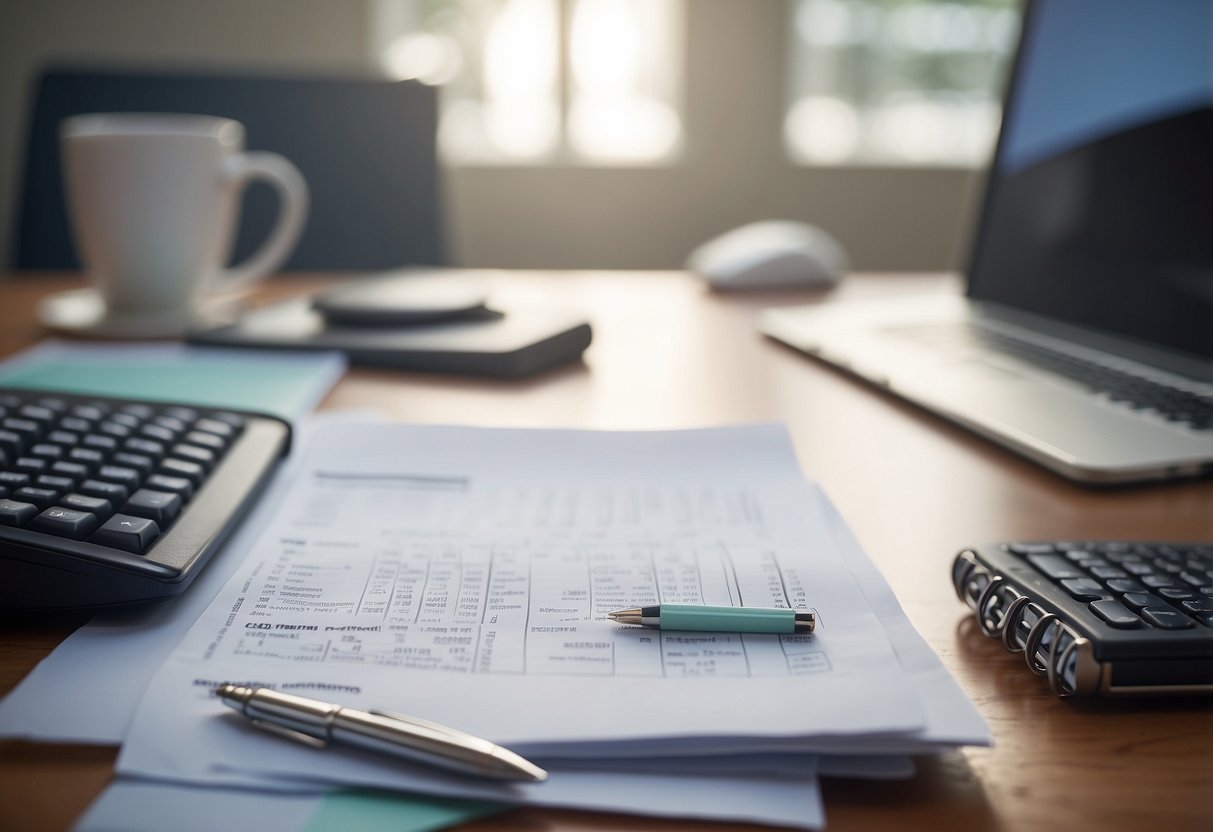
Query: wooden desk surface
[{"left": 1, "top": 271, "right": 1210, "bottom": 832}]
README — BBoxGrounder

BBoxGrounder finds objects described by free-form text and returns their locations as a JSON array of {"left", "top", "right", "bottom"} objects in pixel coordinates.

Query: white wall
[{"left": 1, "top": 0, "right": 983, "bottom": 273}]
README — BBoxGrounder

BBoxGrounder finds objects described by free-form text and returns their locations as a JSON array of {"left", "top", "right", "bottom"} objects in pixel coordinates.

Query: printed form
[{"left": 119, "top": 423, "right": 925, "bottom": 803}]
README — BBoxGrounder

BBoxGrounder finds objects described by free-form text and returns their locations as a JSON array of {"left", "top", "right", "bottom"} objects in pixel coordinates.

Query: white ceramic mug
[{"left": 61, "top": 113, "right": 308, "bottom": 322}]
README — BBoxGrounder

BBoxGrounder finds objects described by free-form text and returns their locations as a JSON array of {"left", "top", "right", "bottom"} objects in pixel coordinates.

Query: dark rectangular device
[
  {"left": 0, "top": 388, "right": 290, "bottom": 609},
  {"left": 953, "top": 541, "right": 1213, "bottom": 697}
]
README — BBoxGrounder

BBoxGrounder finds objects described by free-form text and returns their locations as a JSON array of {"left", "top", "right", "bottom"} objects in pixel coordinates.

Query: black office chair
[{"left": 10, "top": 65, "right": 446, "bottom": 271}]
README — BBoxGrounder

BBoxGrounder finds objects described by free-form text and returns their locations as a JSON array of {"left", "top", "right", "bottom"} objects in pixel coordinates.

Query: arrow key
[{"left": 92, "top": 513, "right": 160, "bottom": 554}]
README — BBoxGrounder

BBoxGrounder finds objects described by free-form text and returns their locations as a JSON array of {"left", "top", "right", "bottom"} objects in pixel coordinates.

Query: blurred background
[{"left": 0, "top": 0, "right": 1020, "bottom": 272}]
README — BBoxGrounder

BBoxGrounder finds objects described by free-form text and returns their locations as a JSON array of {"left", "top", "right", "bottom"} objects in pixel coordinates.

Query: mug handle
[{"left": 216, "top": 151, "right": 309, "bottom": 291}]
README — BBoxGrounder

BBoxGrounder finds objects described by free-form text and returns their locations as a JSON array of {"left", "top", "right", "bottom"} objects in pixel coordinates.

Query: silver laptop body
[{"left": 761, "top": 0, "right": 1213, "bottom": 485}]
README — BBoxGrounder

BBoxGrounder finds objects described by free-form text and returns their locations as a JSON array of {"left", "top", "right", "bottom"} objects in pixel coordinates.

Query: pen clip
[{"left": 249, "top": 718, "right": 329, "bottom": 749}]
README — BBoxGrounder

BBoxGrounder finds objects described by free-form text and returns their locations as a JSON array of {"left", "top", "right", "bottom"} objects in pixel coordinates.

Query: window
[
  {"left": 377, "top": 0, "right": 684, "bottom": 165},
  {"left": 786, "top": 0, "right": 1020, "bottom": 166}
]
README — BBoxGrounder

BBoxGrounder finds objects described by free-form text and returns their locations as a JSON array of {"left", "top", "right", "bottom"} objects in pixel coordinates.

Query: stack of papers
[{"left": 2, "top": 419, "right": 988, "bottom": 831}]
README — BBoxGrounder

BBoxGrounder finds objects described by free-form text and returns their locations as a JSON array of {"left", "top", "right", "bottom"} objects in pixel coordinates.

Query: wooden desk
[{"left": 1, "top": 271, "right": 1211, "bottom": 832}]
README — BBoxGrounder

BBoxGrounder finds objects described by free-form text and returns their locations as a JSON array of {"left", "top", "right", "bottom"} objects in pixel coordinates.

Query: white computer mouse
[{"left": 686, "top": 220, "right": 848, "bottom": 290}]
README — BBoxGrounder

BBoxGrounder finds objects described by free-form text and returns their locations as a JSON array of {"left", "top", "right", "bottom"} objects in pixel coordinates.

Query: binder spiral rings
[{"left": 952, "top": 549, "right": 1099, "bottom": 697}]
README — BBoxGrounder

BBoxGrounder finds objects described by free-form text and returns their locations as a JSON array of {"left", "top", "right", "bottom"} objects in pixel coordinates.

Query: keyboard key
[
  {"left": 47, "top": 430, "right": 79, "bottom": 445},
  {"left": 83, "top": 434, "right": 118, "bottom": 451},
  {"left": 99, "top": 421, "right": 133, "bottom": 439},
  {"left": 159, "top": 458, "right": 204, "bottom": 484},
  {"left": 193, "top": 418, "right": 235, "bottom": 438},
  {"left": 69, "top": 448, "right": 106, "bottom": 467},
  {"left": 1180, "top": 571, "right": 1211, "bottom": 588},
  {"left": 0, "top": 429, "right": 24, "bottom": 457},
  {"left": 13, "top": 487, "right": 60, "bottom": 509},
  {"left": 1060, "top": 578, "right": 1104, "bottom": 600},
  {"left": 0, "top": 471, "right": 30, "bottom": 490},
  {"left": 61, "top": 493, "right": 114, "bottom": 516},
  {"left": 1181, "top": 599, "right": 1213, "bottom": 614},
  {"left": 97, "top": 465, "right": 142, "bottom": 490},
  {"left": 36, "top": 475, "right": 75, "bottom": 492},
  {"left": 184, "top": 431, "right": 225, "bottom": 451},
  {"left": 171, "top": 444, "right": 215, "bottom": 468},
  {"left": 163, "top": 406, "right": 199, "bottom": 422},
  {"left": 51, "top": 461, "right": 90, "bottom": 480},
  {"left": 1026, "top": 554, "right": 1082, "bottom": 580},
  {"left": 154, "top": 416, "right": 188, "bottom": 434},
  {"left": 1121, "top": 591, "right": 1163, "bottom": 610},
  {"left": 14, "top": 457, "right": 47, "bottom": 475},
  {"left": 0, "top": 498, "right": 37, "bottom": 526},
  {"left": 2, "top": 418, "right": 42, "bottom": 440},
  {"left": 1157, "top": 587, "right": 1196, "bottom": 601},
  {"left": 1089, "top": 566, "right": 1127, "bottom": 580},
  {"left": 118, "top": 403, "right": 154, "bottom": 419},
  {"left": 140, "top": 424, "right": 176, "bottom": 443},
  {"left": 1143, "top": 575, "right": 1181, "bottom": 589},
  {"left": 124, "top": 438, "right": 165, "bottom": 458},
  {"left": 18, "top": 405, "right": 55, "bottom": 424},
  {"left": 123, "top": 489, "right": 182, "bottom": 523},
  {"left": 59, "top": 417, "right": 92, "bottom": 432},
  {"left": 30, "top": 443, "right": 64, "bottom": 459},
  {"left": 1140, "top": 607, "right": 1194, "bottom": 630},
  {"left": 109, "top": 412, "right": 142, "bottom": 429},
  {"left": 1123, "top": 562, "right": 1155, "bottom": 576},
  {"left": 79, "top": 479, "right": 130, "bottom": 504},
  {"left": 28, "top": 506, "right": 100, "bottom": 540},
  {"left": 1009, "top": 542, "right": 1056, "bottom": 555},
  {"left": 35, "top": 397, "right": 67, "bottom": 413},
  {"left": 91, "top": 514, "right": 160, "bottom": 554},
  {"left": 112, "top": 452, "right": 155, "bottom": 477},
  {"left": 72, "top": 404, "right": 106, "bottom": 421},
  {"left": 1089, "top": 599, "right": 1141, "bottom": 628},
  {"left": 145, "top": 473, "right": 194, "bottom": 499}
]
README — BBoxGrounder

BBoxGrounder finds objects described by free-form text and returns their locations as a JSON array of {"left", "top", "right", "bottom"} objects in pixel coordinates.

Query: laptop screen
[{"left": 967, "top": 0, "right": 1213, "bottom": 361}]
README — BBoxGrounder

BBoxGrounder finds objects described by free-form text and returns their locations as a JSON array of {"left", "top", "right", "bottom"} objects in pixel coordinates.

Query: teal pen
[{"left": 608, "top": 604, "right": 815, "bottom": 634}]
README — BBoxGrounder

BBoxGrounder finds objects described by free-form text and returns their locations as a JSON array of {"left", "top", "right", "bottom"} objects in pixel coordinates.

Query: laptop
[{"left": 761, "top": 0, "right": 1213, "bottom": 485}]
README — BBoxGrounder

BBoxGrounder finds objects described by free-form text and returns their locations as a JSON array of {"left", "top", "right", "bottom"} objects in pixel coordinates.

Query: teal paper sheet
[
  {"left": 0, "top": 342, "right": 345, "bottom": 421},
  {"left": 304, "top": 791, "right": 504, "bottom": 832}
]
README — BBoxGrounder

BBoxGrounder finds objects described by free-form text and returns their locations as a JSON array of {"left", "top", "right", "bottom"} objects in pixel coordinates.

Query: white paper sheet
[{"left": 119, "top": 424, "right": 923, "bottom": 787}]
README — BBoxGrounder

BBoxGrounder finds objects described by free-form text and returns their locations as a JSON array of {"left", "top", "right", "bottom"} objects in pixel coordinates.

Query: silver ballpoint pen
[{"left": 215, "top": 684, "right": 547, "bottom": 782}]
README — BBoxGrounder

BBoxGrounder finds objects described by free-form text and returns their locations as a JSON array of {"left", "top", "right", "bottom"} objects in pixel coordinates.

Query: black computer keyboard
[
  {"left": 0, "top": 388, "right": 290, "bottom": 609},
  {"left": 953, "top": 541, "right": 1213, "bottom": 697}
]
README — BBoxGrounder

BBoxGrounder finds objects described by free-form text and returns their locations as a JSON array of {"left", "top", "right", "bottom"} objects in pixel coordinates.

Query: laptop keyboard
[
  {"left": 1009, "top": 541, "right": 1213, "bottom": 629},
  {"left": 903, "top": 322, "right": 1213, "bottom": 430},
  {"left": 0, "top": 388, "right": 291, "bottom": 609}
]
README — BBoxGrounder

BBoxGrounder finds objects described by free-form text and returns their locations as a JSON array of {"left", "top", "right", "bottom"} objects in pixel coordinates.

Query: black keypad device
[
  {"left": 0, "top": 389, "right": 290, "bottom": 609},
  {"left": 953, "top": 541, "right": 1213, "bottom": 697}
]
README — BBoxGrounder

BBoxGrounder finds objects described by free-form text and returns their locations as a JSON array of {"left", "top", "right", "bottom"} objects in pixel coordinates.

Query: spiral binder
[{"left": 951, "top": 542, "right": 1213, "bottom": 698}]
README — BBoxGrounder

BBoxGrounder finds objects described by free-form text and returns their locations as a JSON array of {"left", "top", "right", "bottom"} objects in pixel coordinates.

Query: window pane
[
  {"left": 383, "top": 0, "right": 561, "bottom": 163},
  {"left": 567, "top": 0, "right": 683, "bottom": 163},
  {"left": 786, "top": 0, "right": 1020, "bottom": 166},
  {"left": 378, "top": 0, "right": 683, "bottom": 165}
]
